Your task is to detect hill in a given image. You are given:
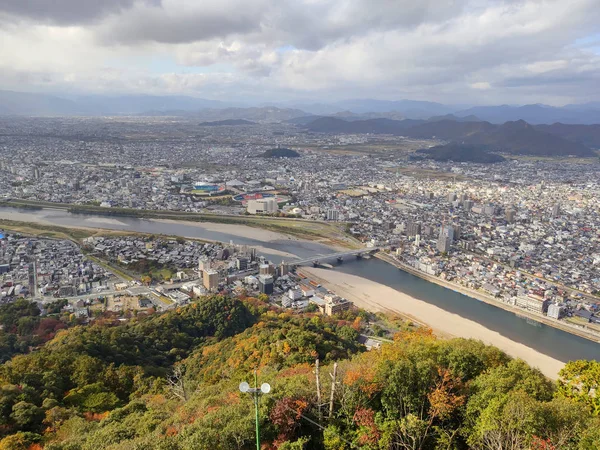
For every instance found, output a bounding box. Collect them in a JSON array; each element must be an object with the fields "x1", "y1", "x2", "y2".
[
  {"x1": 0, "y1": 295, "x2": 598, "y2": 449},
  {"x1": 260, "y1": 147, "x2": 300, "y2": 158},
  {"x1": 198, "y1": 119, "x2": 256, "y2": 126},
  {"x1": 455, "y1": 103, "x2": 600, "y2": 125},
  {"x1": 535, "y1": 123, "x2": 600, "y2": 149},
  {"x1": 415, "y1": 143, "x2": 506, "y2": 163},
  {"x1": 303, "y1": 117, "x2": 425, "y2": 134}
]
